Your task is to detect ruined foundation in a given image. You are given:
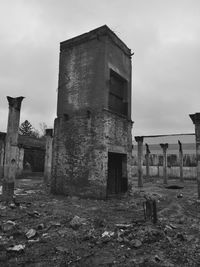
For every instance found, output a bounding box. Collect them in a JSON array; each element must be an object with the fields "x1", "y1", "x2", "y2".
[{"x1": 51, "y1": 25, "x2": 133, "y2": 198}]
